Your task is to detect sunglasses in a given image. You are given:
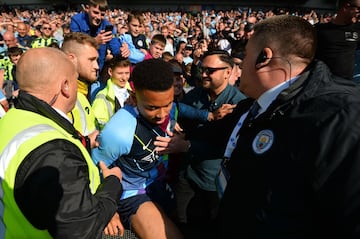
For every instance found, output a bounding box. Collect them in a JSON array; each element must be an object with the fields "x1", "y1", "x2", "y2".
[
  {"x1": 42, "y1": 27, "x2": 52, "y2": 30},
  {"x1": 199, "y1": 66, "x2": 228, "y2": 75}
]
